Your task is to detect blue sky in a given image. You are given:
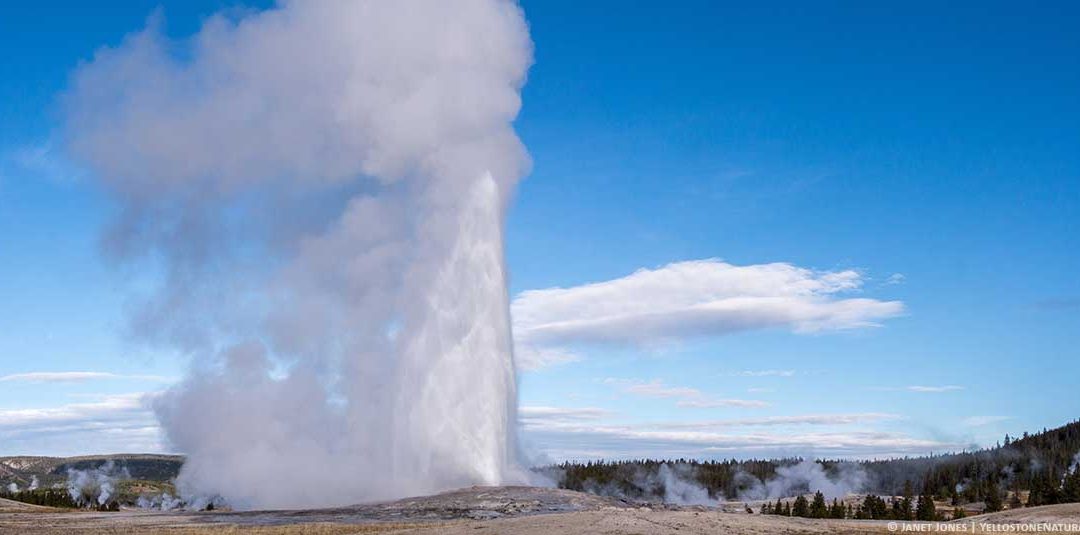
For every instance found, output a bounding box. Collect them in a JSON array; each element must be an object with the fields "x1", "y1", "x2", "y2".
[{"x1": 1, "y1": 1, "x2": 1078, "y2": 460}]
